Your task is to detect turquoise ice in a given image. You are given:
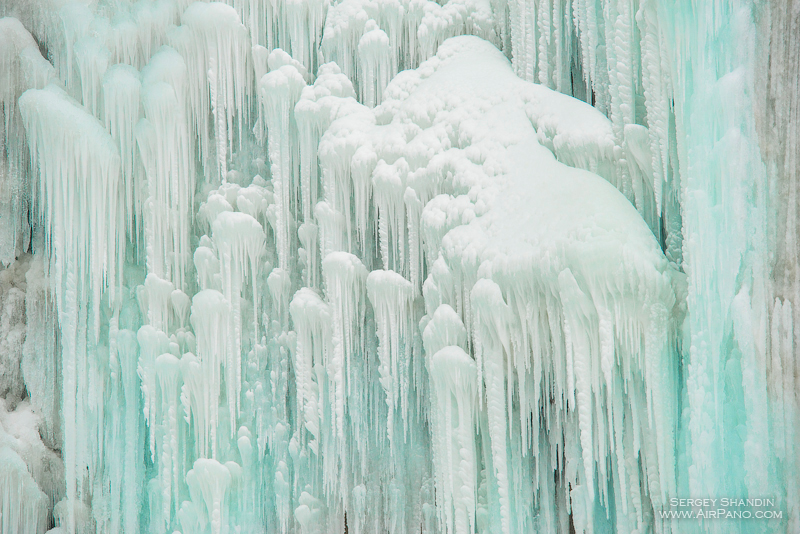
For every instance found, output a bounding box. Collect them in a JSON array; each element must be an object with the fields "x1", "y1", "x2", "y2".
[{"x1": 0, "y1": 1, "x2": 797, "y2": 533}]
